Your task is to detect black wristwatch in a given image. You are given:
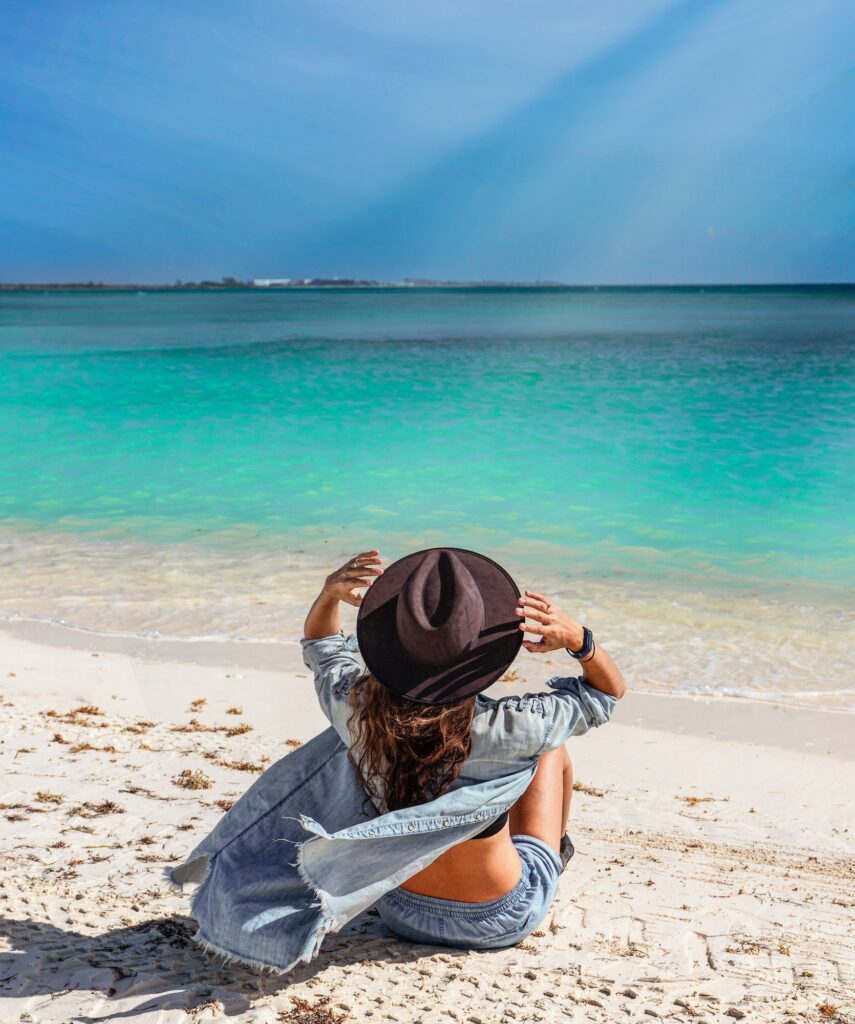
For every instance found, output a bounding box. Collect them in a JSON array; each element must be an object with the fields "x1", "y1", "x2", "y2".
[{"x1": 566, "y1": 626, "x2": 595, "y2": 662}]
